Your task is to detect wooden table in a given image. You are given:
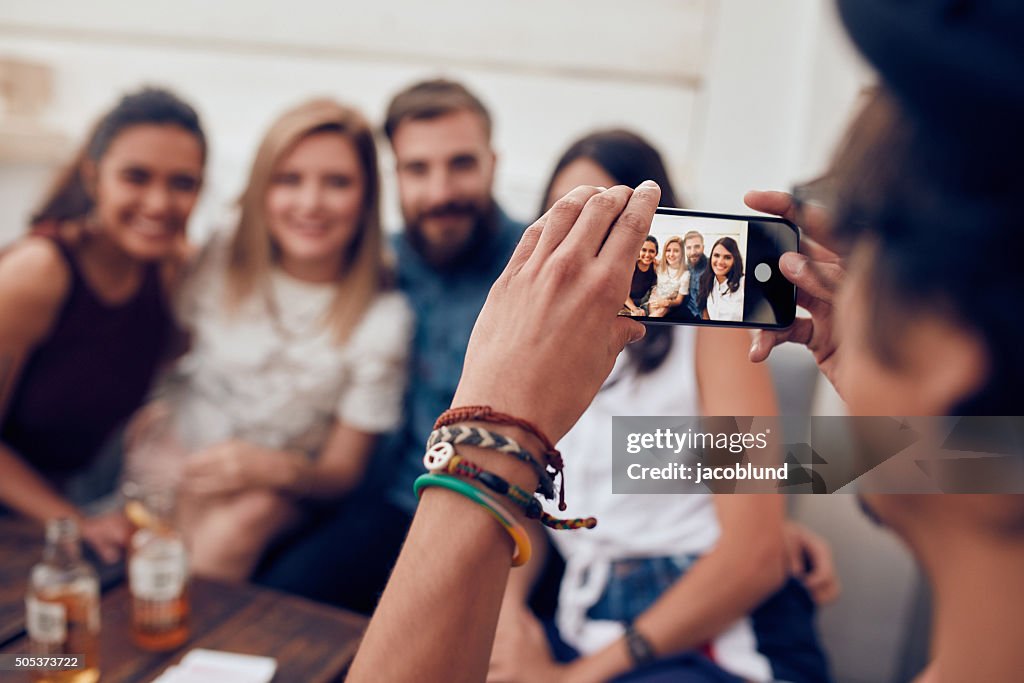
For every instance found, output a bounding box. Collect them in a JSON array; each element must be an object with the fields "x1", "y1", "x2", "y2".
[{"x1": 0, "y1": 518, "x2": 367, "y2": 682}]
